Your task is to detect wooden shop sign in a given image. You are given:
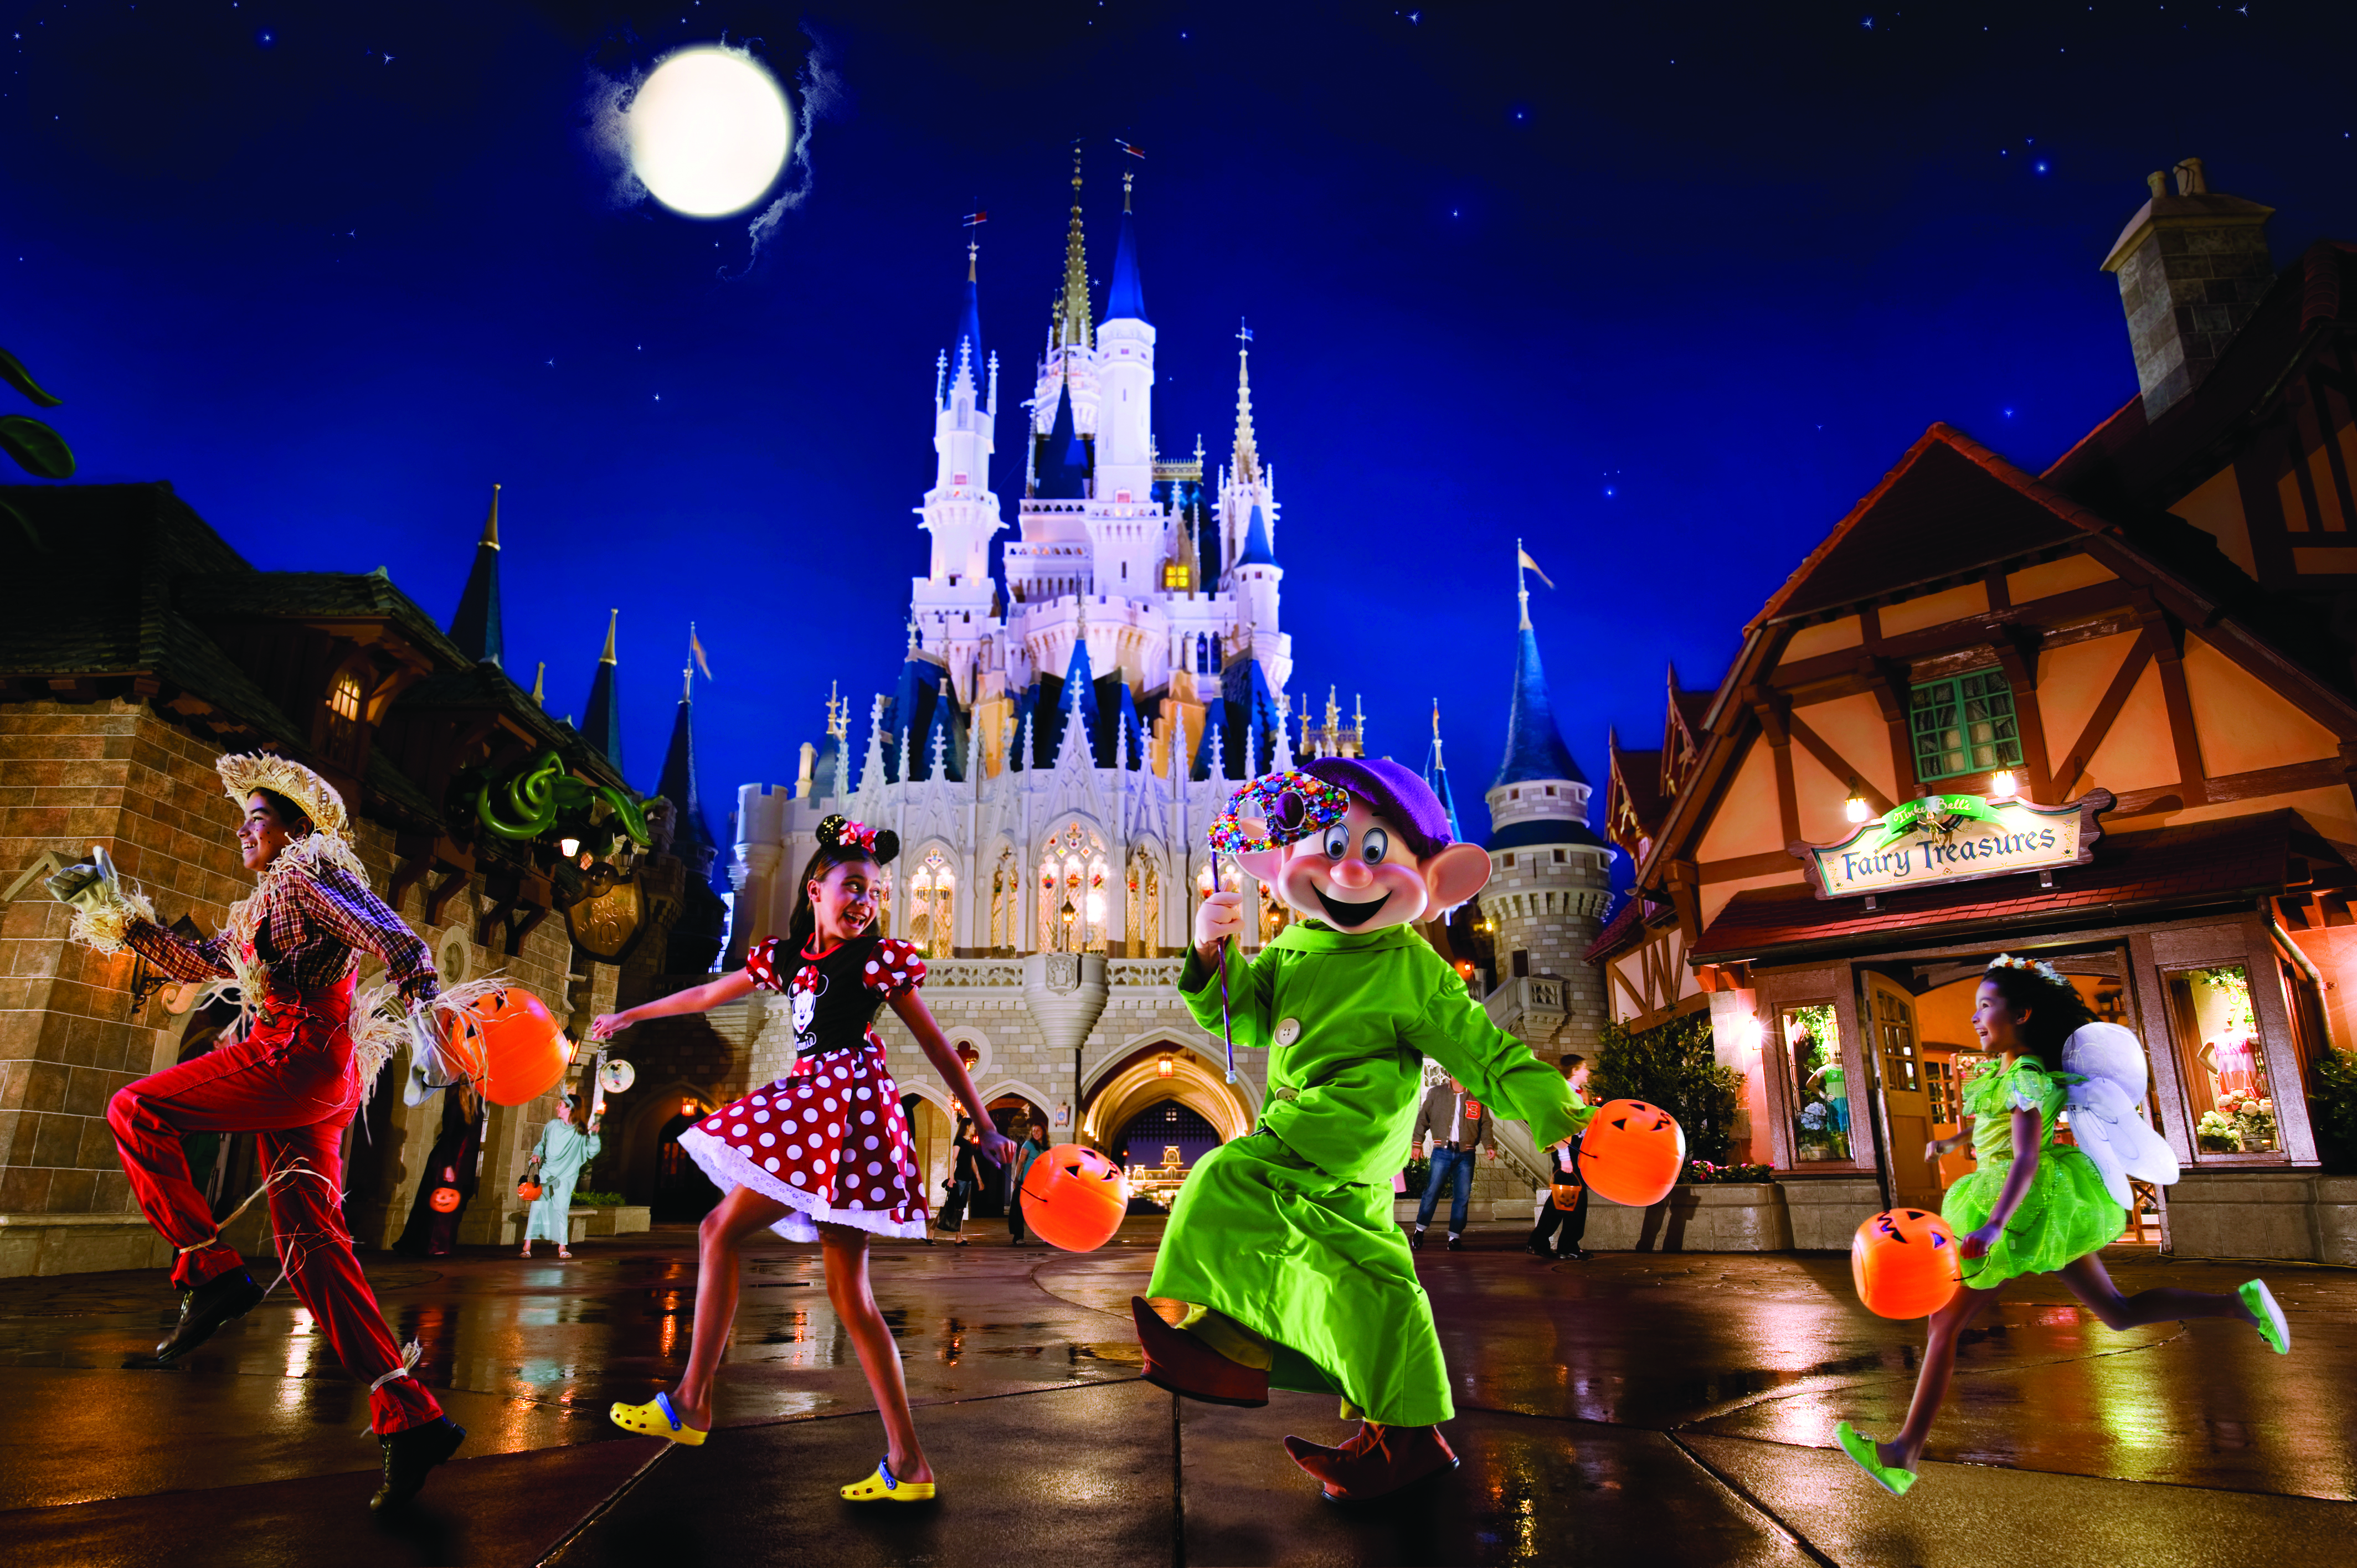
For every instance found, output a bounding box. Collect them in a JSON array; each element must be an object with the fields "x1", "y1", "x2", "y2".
[{"x1": 1790, "y1": 789, "x2": 2114, "y2": 901}]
